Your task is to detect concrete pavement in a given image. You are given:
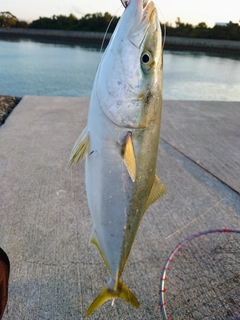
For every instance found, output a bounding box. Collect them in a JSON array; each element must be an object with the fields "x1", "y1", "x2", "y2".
[{"x1": 0, "y1": 96, "x2": 239, "y2": 319}]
